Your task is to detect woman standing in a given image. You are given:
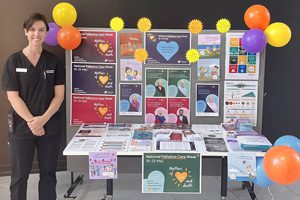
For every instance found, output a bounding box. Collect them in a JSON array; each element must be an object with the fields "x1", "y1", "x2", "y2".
[{"x1": 2, "y1": 13, "x2": 65, "y2": 200}]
